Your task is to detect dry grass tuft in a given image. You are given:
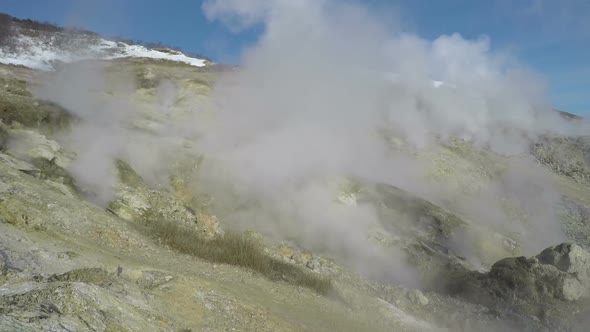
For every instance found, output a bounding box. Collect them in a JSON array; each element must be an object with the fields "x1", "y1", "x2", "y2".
[{"x1": 148, "y1": 218, "x2": 333, "y2": 295}]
